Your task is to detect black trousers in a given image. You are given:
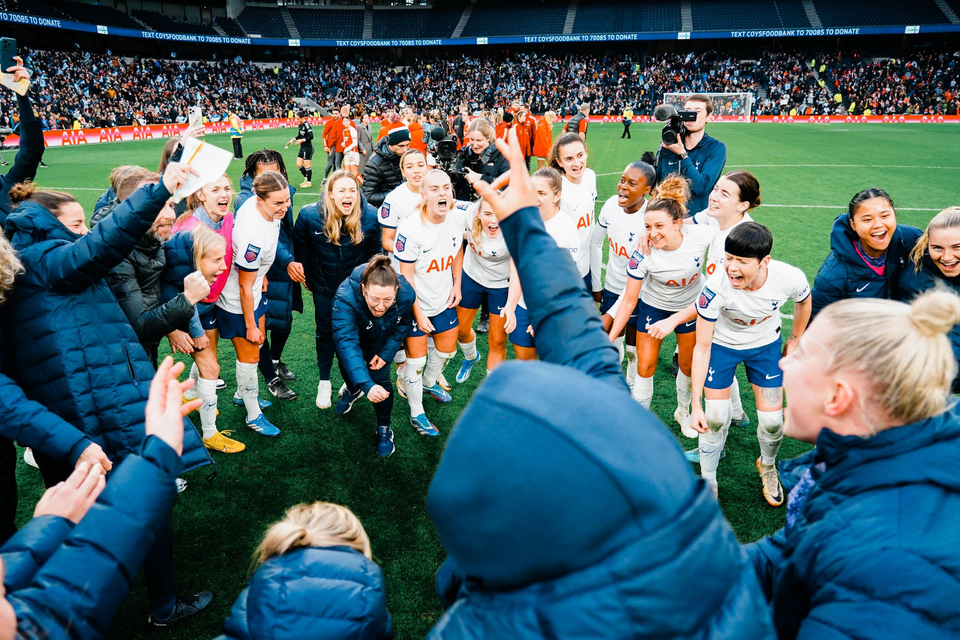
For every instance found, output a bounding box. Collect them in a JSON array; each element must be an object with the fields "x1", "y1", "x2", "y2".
[
  {"x1": 339, "y1": 359, "x2": 394, "y2": 426},
  {"x1": 621, "y1": 122, "x2": 632, "y2": 138},
  {"x1": 232, "y1": 138, "x2": 243, "y2": 159}
]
